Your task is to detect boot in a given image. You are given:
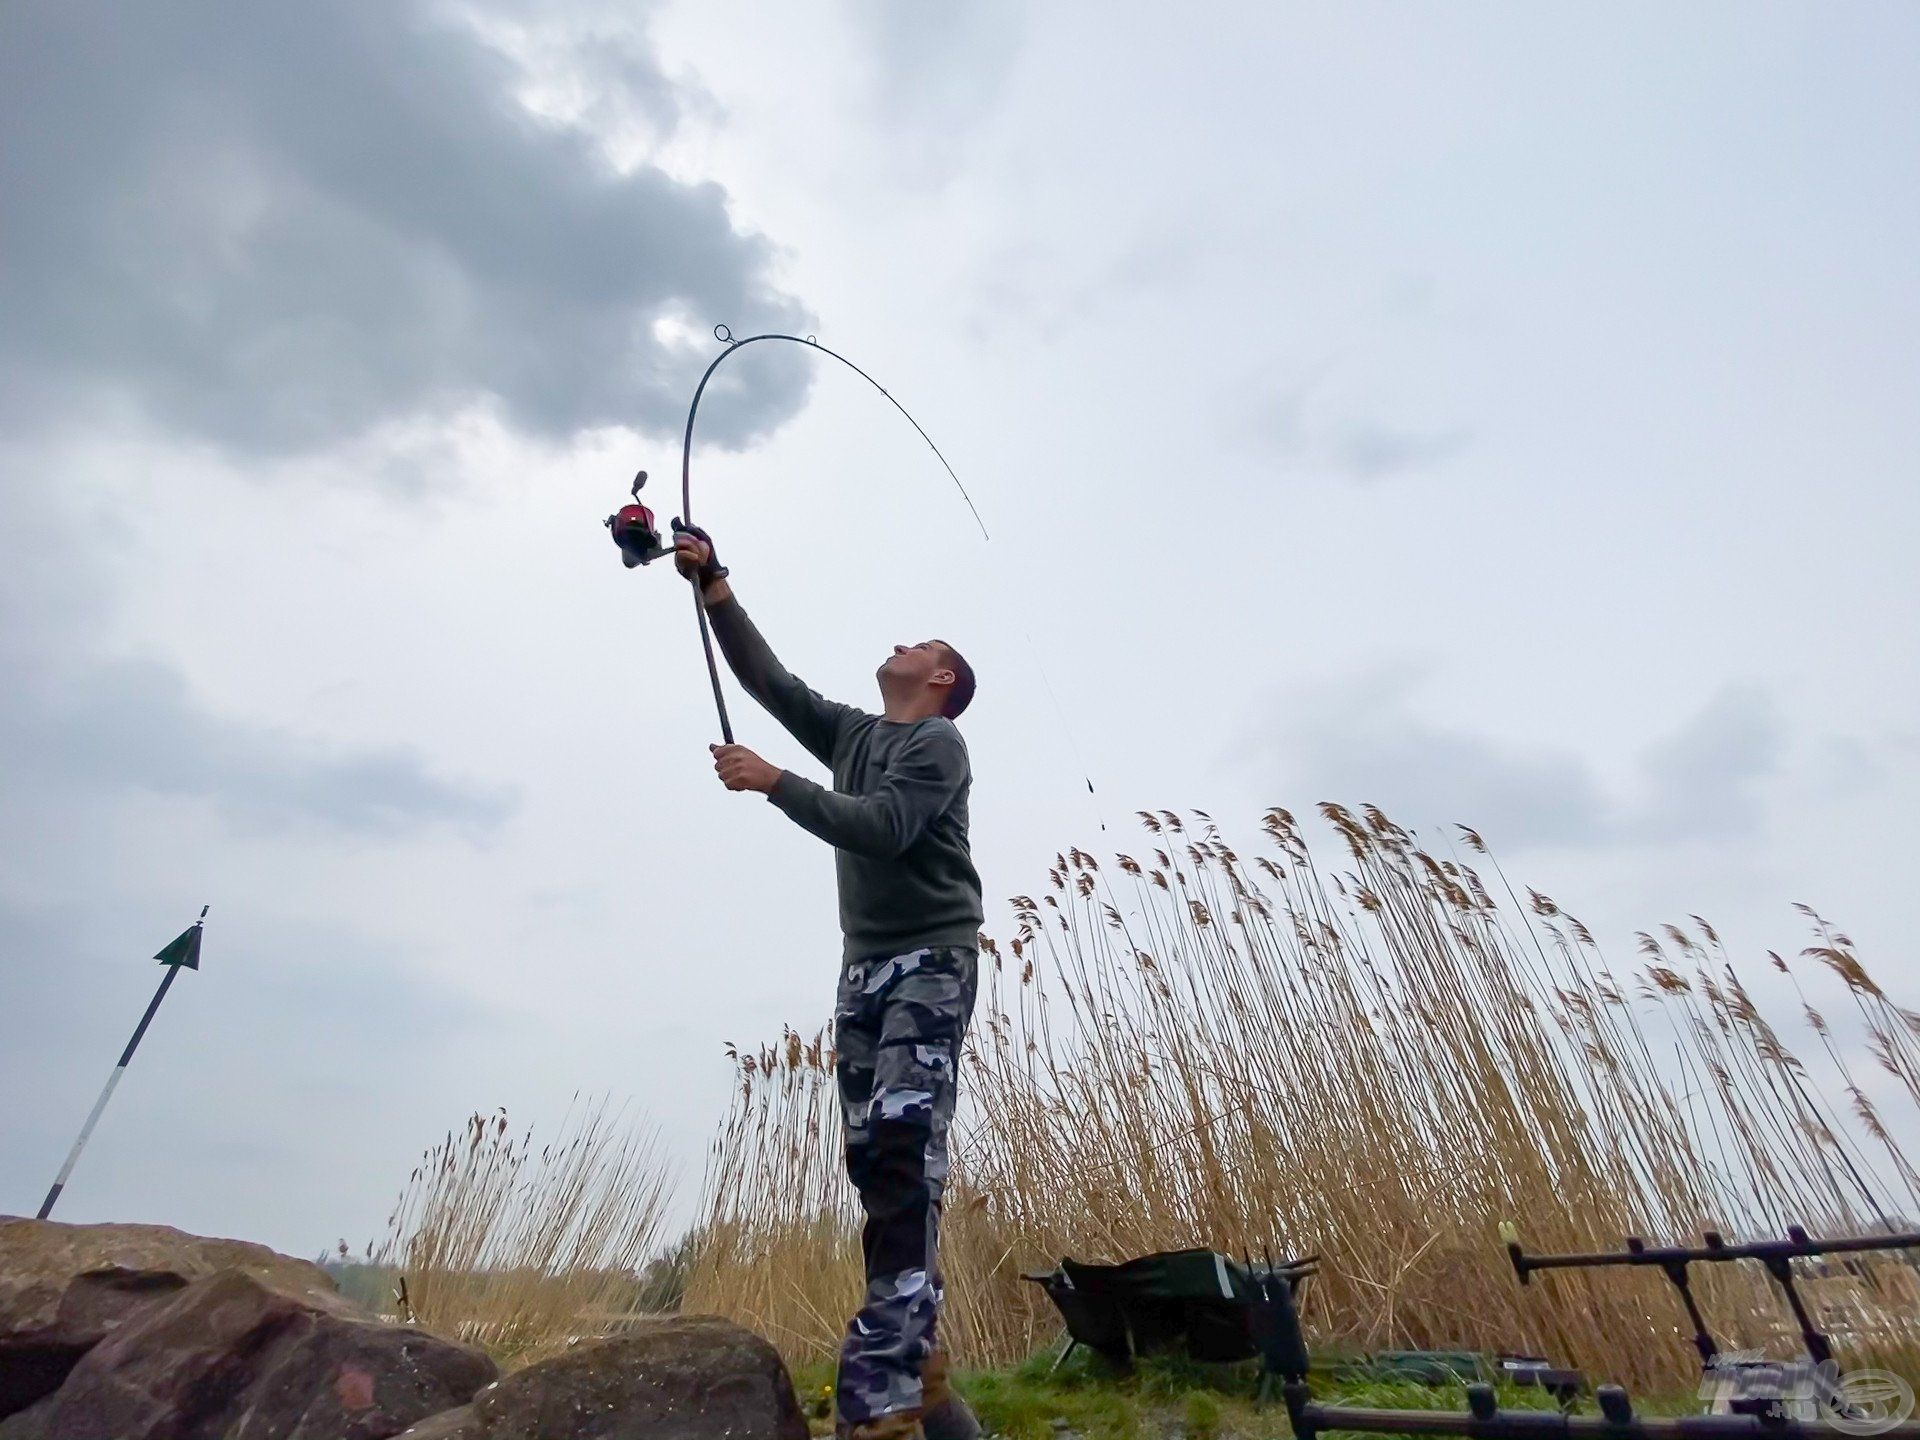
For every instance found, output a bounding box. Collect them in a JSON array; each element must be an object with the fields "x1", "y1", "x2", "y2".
[{"x1": 921, "y1": 1351, "x2": 982, "y2": 1440}]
